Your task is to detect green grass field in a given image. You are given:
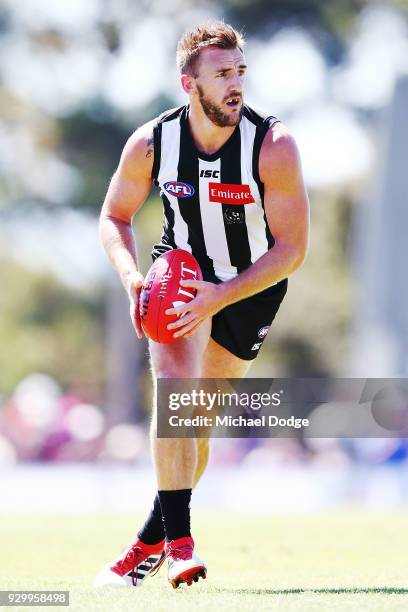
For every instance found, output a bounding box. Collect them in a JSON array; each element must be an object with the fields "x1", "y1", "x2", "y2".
[{"x1": 1, "y1": 510, "x2": 408, "y2": 611}]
